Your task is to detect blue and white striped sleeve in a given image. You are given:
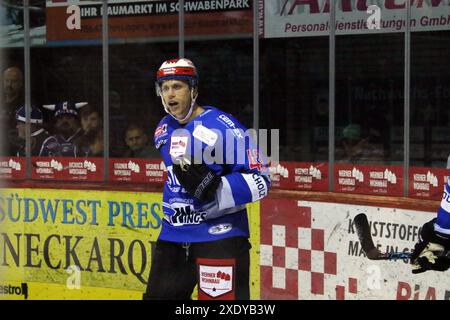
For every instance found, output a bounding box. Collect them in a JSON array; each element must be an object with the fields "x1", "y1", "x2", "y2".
[{"x1": 215, "y1": 172, "x2": 270, "y2": 210}]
